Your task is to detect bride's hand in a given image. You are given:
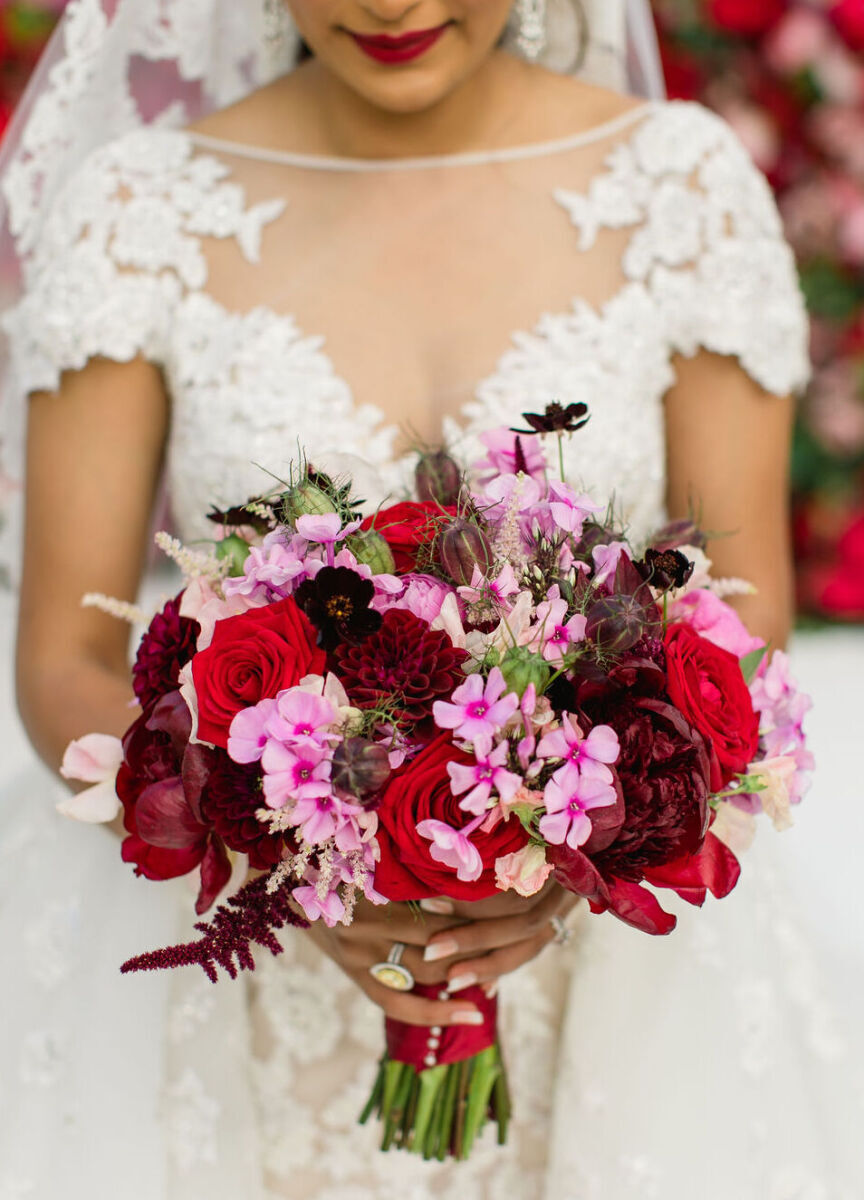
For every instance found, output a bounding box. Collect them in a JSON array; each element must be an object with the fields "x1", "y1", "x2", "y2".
[{"x1": 300, "y1": 882, "x2": 581, "y2": 1026}]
